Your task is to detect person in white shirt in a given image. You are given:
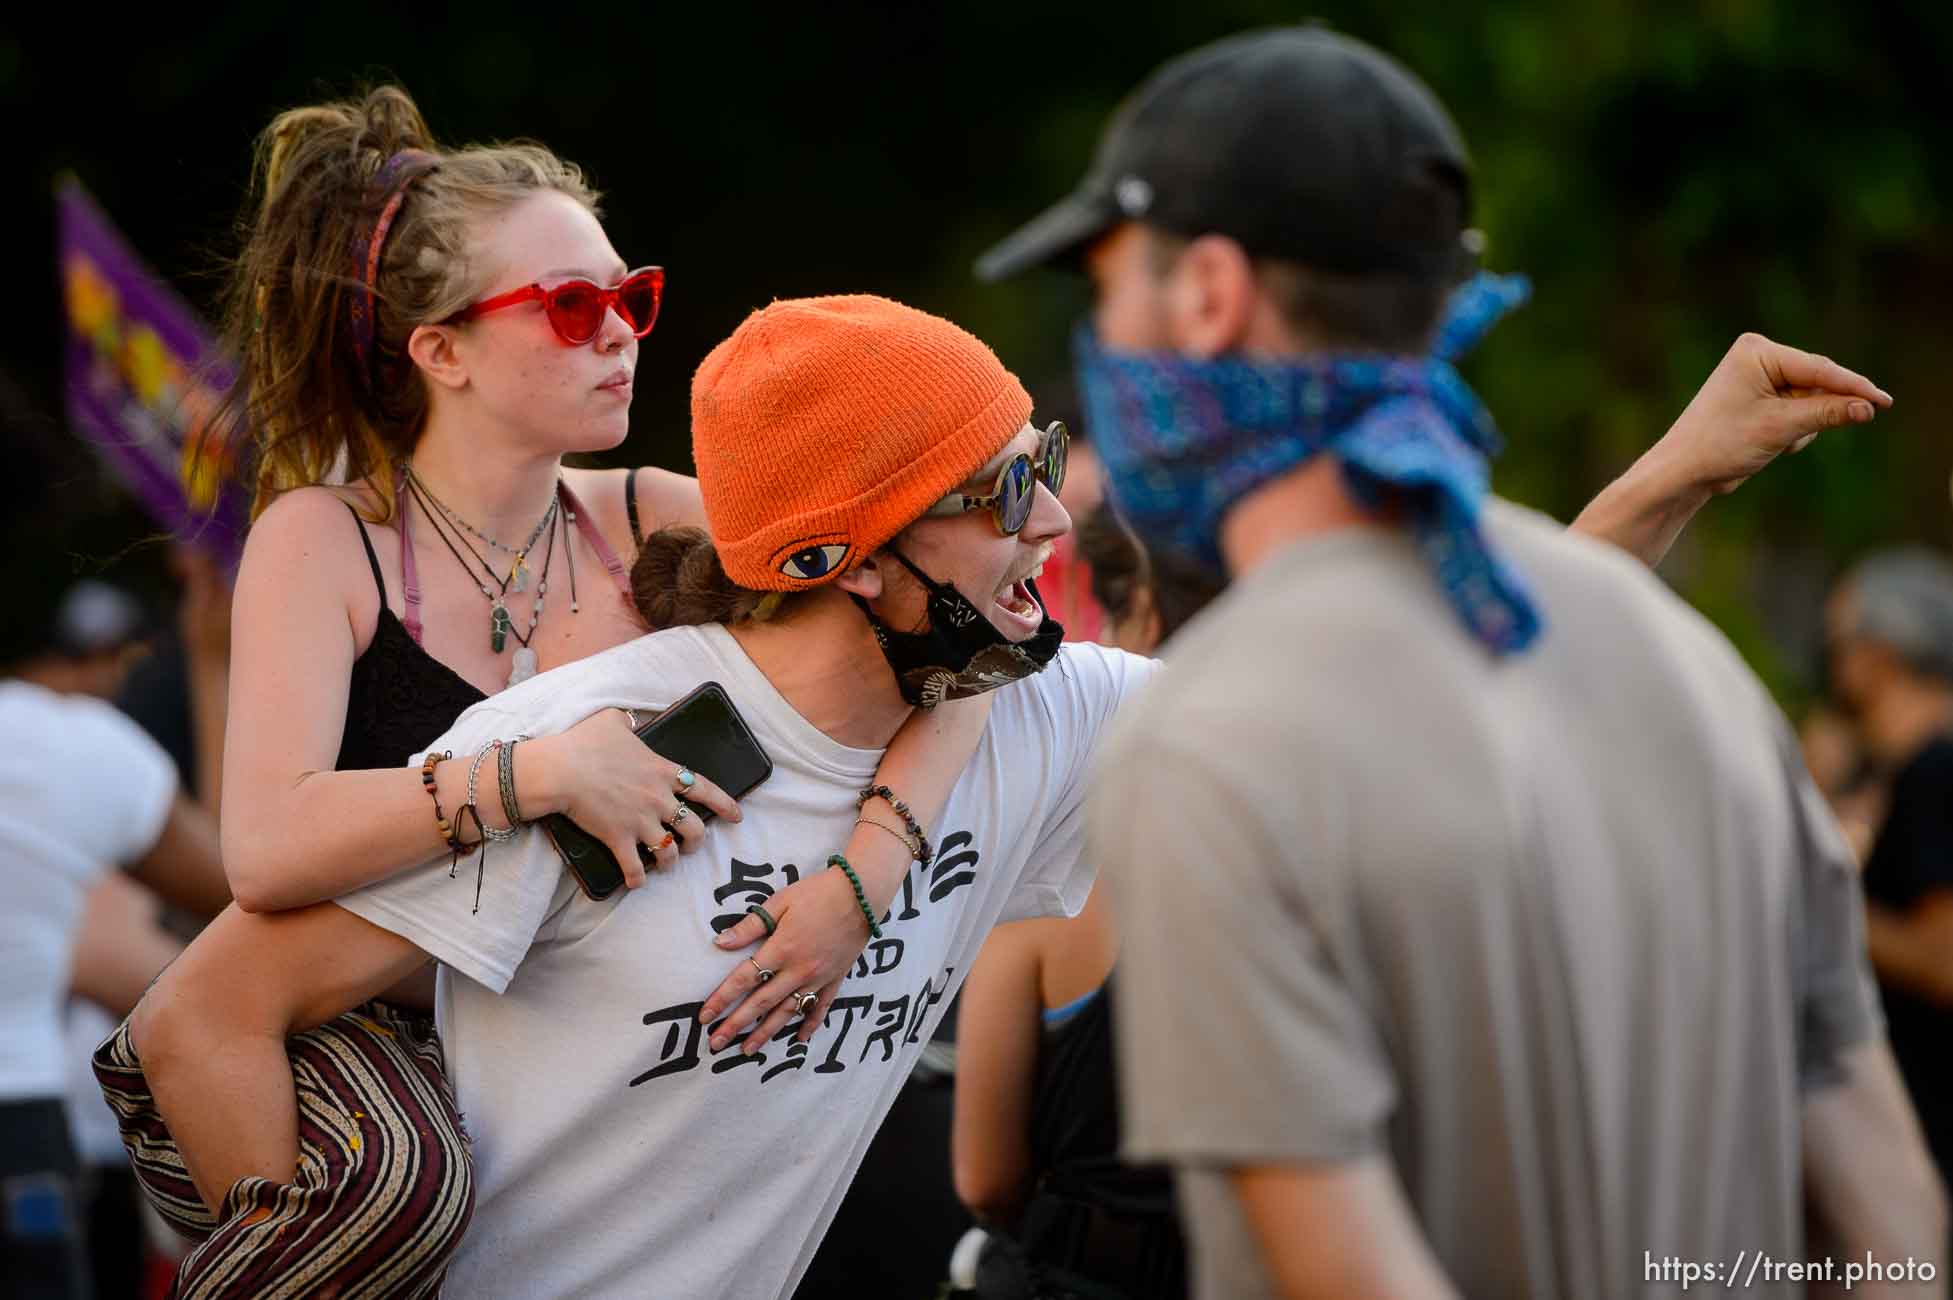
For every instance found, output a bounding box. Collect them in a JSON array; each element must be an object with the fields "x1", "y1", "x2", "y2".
[
  {"x1": 109, "y1": 294, "x2": 1156, "y2": 1299},
  {"x1": 3, "y1": 576, "x2": 227, "y2": 1300}
]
